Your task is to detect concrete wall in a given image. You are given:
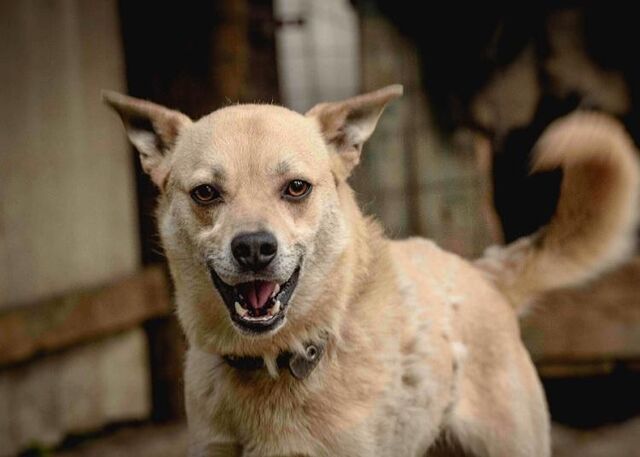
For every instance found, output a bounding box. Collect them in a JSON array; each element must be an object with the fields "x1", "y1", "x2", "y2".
[
  {"x1": 0, "y1": 329, "x2": 150, "y2": 456},
  {"x1": 0, "y1": 0, "x2": 139, "y2": 309},
  {"x1": 0, "y1": 2, "x2": 151, "y2": 453}
]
